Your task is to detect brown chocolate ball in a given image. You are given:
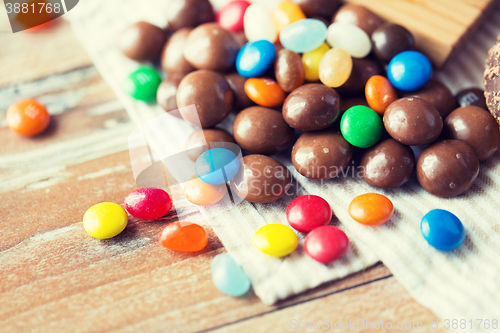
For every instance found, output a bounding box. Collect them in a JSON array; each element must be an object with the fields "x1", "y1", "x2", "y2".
[
  {"x1": 161, "y1": 28, "x2": 195, "y2": 77},
  {"x1": 336, "y1": 58, "x2": 382, "y2": 97},
  {"x1": 177, "y1": 70, "x2": 233, "y2": 128},
  {"x1": 185, "y1": 128, "x2": 236, "y2": 162},
  {"x1": 384, "y1": 97, "x2": 443, "y2": 146},
  {"x1": 118, "y1": 22, "x2": 167, "y2": 61},
  {"x1": 340, "y1": 97, "x2": 369, "y2": 113},
  {"x1": 332, "y1": 4, "x2": 383, "y2": 36},
  {"x1": 455, "y1": 88, "x2": 487, "y2": 110},
  {"x1": 230, "y1": 154, "x2": 292, "y2": 204},
  {"x1": 233, "y1": 106, "x2": 294, "y2": 154},
  {"x1": 292, "y1": 131, "x2": 353, "y2": 180},
  {"x1": 371, "y1": 23, "x2": 414, "y2": 62},
  {"x1": 183, "y1": 23, "x2": 240, "y2": 72},
  {"x1": 225, "y1": 73, "x2": 254, "y2": 110},
  {"x1": 417, "y1": 140, "x2": 479, "y2": 198},
  {"x1": 443, "y1": 106, "x2": 500, "y2": 161},
  {"x1": 283, "y1": 84, "x2": 340, "y2": 131},
  {"x1": 274, "y1": 49, "x2": 305, "y2": 93},
  {"x1": 293, "y1": 0, "x2": 340, "y2": 18},
  {"x1": 166, "y1": 0, "x2": 214, "y2": 31},
  {"x1": 157, "y1": 77, "x2": 182, "y2": 117},
  {"x1": 360, "y1": 138, "x2": 415, "y2": 189},
  {"x1": 403, "y1": 79, "x2": 455, "y2": 118}
]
